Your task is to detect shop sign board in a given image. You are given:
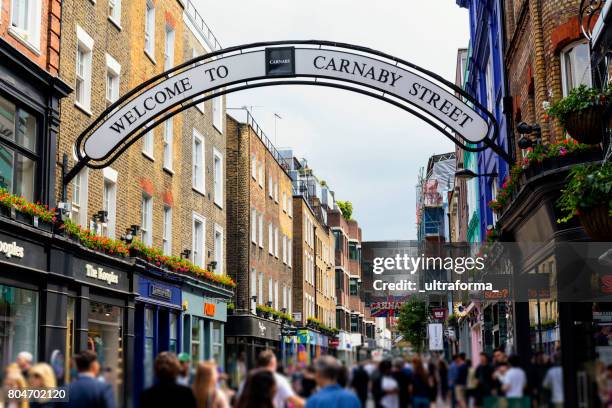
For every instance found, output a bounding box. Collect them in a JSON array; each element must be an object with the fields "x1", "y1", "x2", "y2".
[
  {"x1": 428, "y1": 323, "x2": 444, "y2": 350},
  {"x1": 0, "y1": 232, "x2": 45, "y2": 271},
  {"x1": 73, "y1": 257, "x2": 130, "y2": 292}
]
